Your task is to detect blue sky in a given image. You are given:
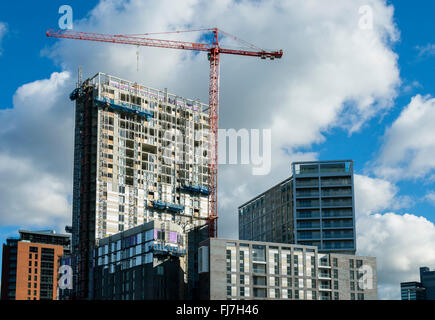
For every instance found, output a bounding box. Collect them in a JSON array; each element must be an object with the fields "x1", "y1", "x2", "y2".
[{"x1": 0, "y1": 1, "x2": 434, "y2": 299}]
